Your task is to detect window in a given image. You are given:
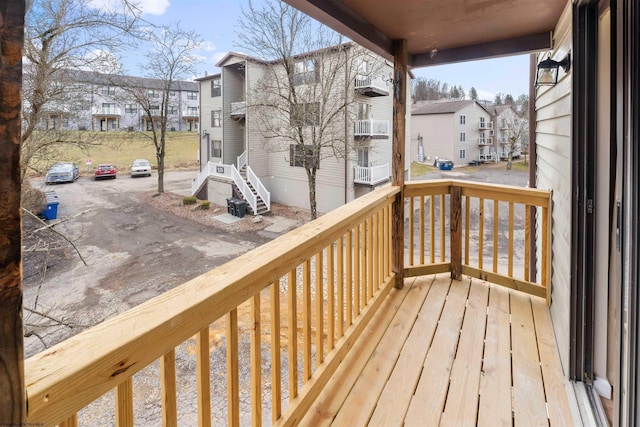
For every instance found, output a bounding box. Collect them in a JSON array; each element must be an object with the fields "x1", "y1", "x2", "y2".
[
  {"x1": 293, "y1": 59, "x2": 317, "y2": 85},
  {"x1": 150, "y1": 104, "x2": 160, "y2": 111},
  {"x1": 148, "y1": 89, "x2": 160, "y2": 98},
  {"x1": 101, "y1": 103, "x2": 117, "y2": 113},
  {"x1": 357, "y1": 59, "x2": 370, "y2": 74},
  {"x1": 460, "y1": 115, "x2": 466, "y2": 125},
  {"x1": 211, "y1": 140, "x2": 222, "y2": 158},
  {"x1": 357, "y1": 147, "x2": 369, "y2": 167},
  {"x1": 479, "y1": 117, "x2": 486, "y2": 127},
  {"x1": 290, "y1": 102, "x2": 319, "y2": 127},
  {"x1": 168, "y1": 105, "x2": 178, "y2": 114},
  {"x1": 101, "y1": 86, "x2": 116, "y2": 95},
  {"x1": 211, "y1": 78, "x2": 221, "y2": 97},
  {"x1": 357, "y1": 102, "x2": 371, "y2": 120},
  {"x1": 169, "y1": 90, "x2": 176, "y2": 97},
  {"x1": 211, "y1": 110, "x2": 221, "y2": 127},
  {"x1": 187, "y1": 106, "x2": 198, "y2": 116},
  {"x1": 290, "y1": 144, "x2": 318, "y2": 168},
  {"x1": 459, "y1": 132, "x2": 466, "y2": 142},
  {"x1": 125, "y1": 104, "x2": 137, "y2": 113},
  {"x1": 187, "y1": 92, "x2": 197, "y2": 100},
  {"x1": 459, "y1": 149, "x2": 466, "y2": 159}
]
